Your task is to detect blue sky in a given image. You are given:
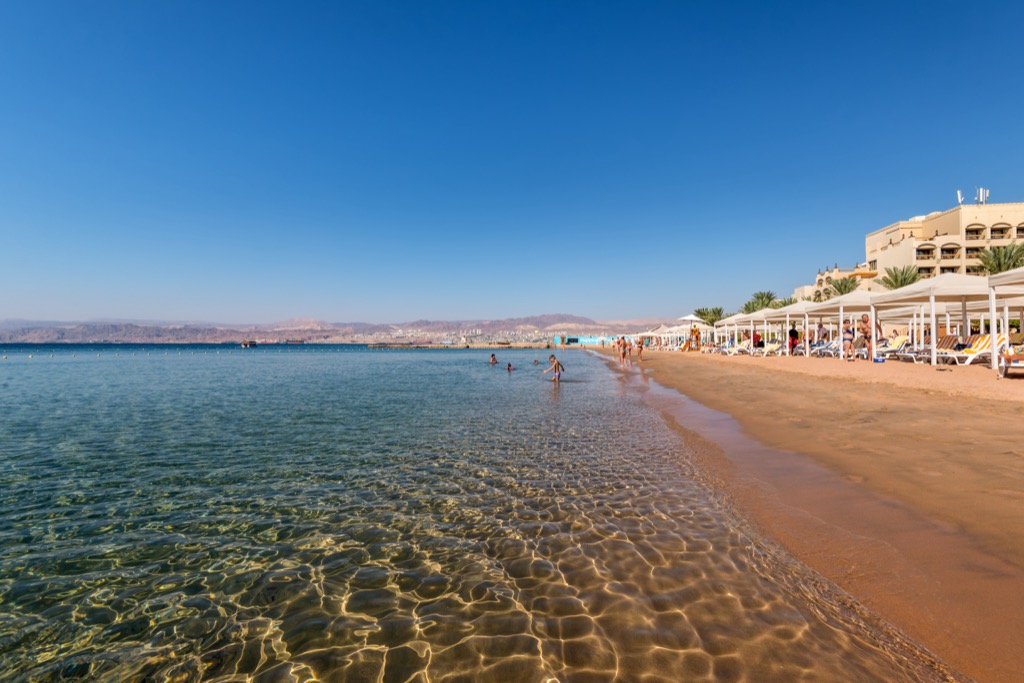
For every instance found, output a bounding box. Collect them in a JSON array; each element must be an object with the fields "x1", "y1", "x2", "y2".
[{"x1": 2, "y1": 1, "x2": 1022, "y2": 324}]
